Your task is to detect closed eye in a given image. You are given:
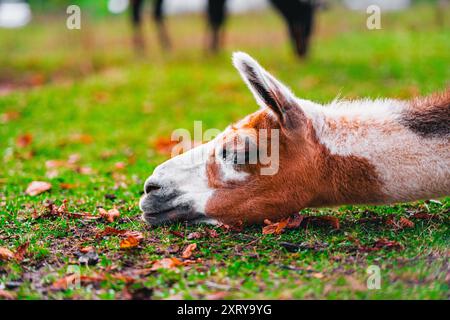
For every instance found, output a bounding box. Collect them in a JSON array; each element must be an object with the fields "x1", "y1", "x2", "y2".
[{"x1": 221, "y1": 148, "x2": 227, "y2": 160}]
